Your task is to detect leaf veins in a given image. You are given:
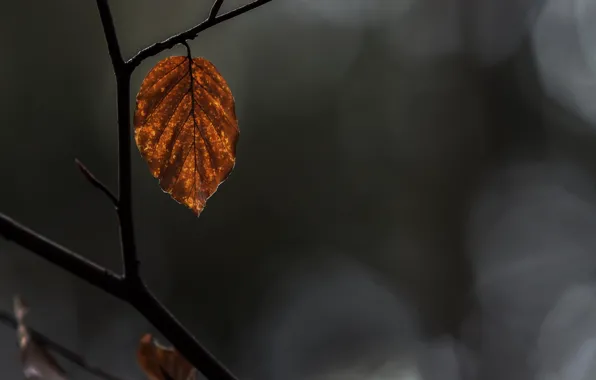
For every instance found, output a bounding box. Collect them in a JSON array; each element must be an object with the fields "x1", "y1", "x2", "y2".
[{"x1": 134, "y1": 56, "x2": 239, "y2": 216}]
